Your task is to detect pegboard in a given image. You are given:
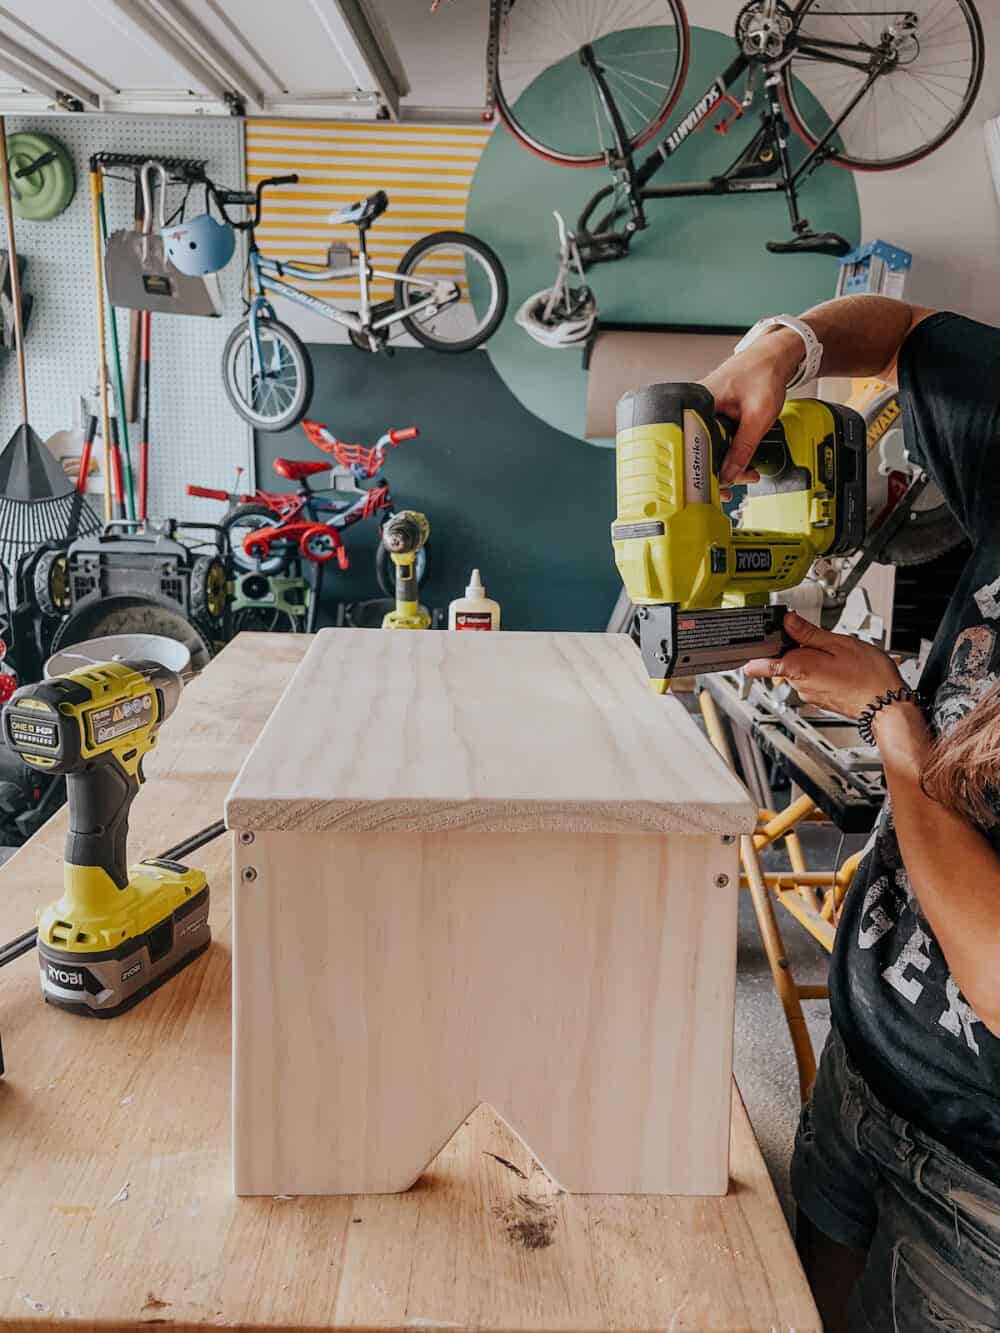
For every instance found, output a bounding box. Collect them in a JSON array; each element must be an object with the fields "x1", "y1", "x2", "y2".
[{"x1": 0, "y1": 115, "x2": 251, "y2": 525}]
